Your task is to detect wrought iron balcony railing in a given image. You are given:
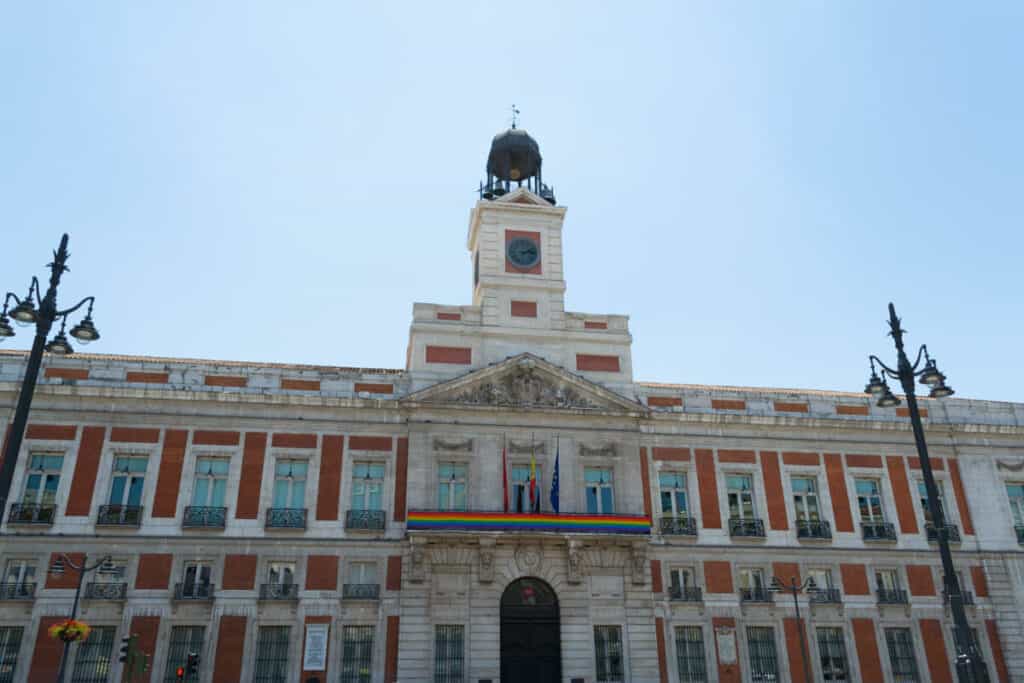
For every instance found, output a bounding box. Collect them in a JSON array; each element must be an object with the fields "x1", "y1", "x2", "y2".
[
  {"x1": 740, "y1": 587, "x2": 774, "y2": 603},
  {"x1": 925, "y1": 523, "x2": 961, "y2": 544},
  {"x1": 173, "y1": 582, "x2": 214, "y2": 601},
  {"x1": 861, "y1": 521, "x2": 897, "y2": 541},
  {"x1": 84, "y1": 582, "x2": 127, "y2": 600},
  {"x1": 729, "y1": 517, "x2": 765, "y2": 538},
  {"x1": 876, "y1": 588, "x2": 909, "y2": 605},
  {"x1": 182, "y1": 506, "x2": 227, "y2": 529},
  {"x1": 259, "y1": 583, "x2": 299, "y2": 601},
  {"x1": 809, "y1": 588, "x2": 843, "y2": 605},
  {"x1": 96, "y1": 504, "x2": 143, "y2": 527},
  {"x1": 345, "y1": 509, "x2": 386, "y2": 531},
  {"x1": 265, "y1": 507, "x2": 307, "y2": 530},
  {"x1": 342, "y1": 583, "x2": 381, "y2": 600},
  {"x1": 668, "y1": 585, "x2": 703, "y2": 602},
  {"x1": 943, "y1": 590, "x2": 975, "y2": 606},
  {"x1": 1016, "y1": 525, "x2": 1024, "y2": 544},
  {"x1": 8, "y1": 503, "x2": 56, "y2": 525},
  {"x1": 796, "y1": 519, "x2": 832, "y2": 540},
  {"x1": 659, "y1": 516, "x2": 698, "y2": 536},
  {"x1": 0, "y1": 582, "x2": 36, "y2": 600}
]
